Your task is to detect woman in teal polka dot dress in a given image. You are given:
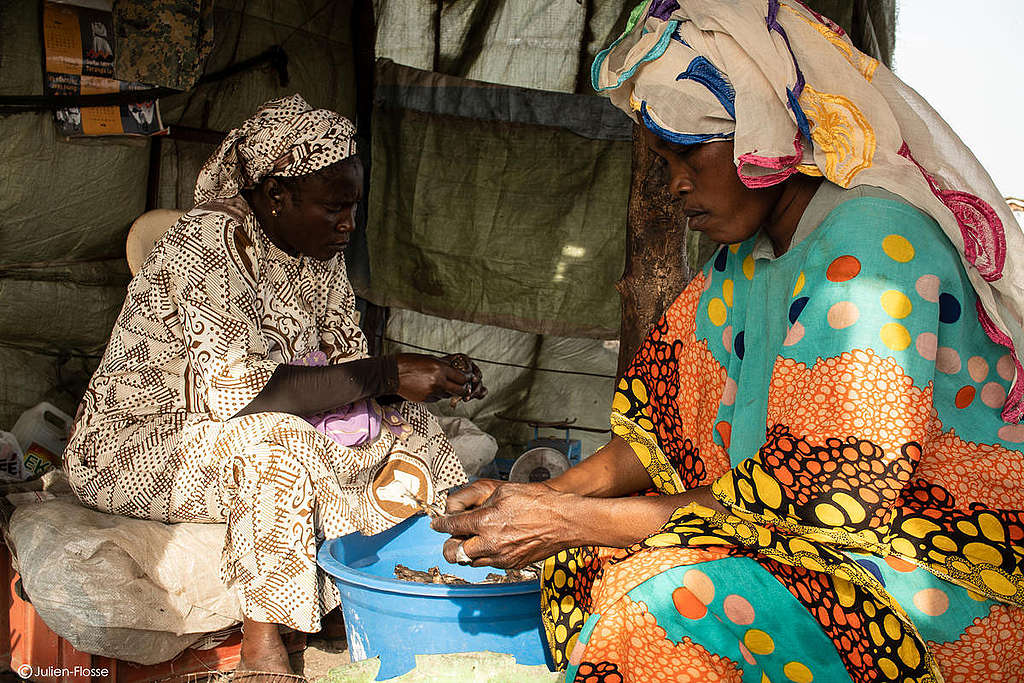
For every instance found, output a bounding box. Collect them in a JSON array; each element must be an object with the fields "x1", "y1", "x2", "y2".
[{"x1": 433, "y1": 2, "x2": 1024, "y2": 681}]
